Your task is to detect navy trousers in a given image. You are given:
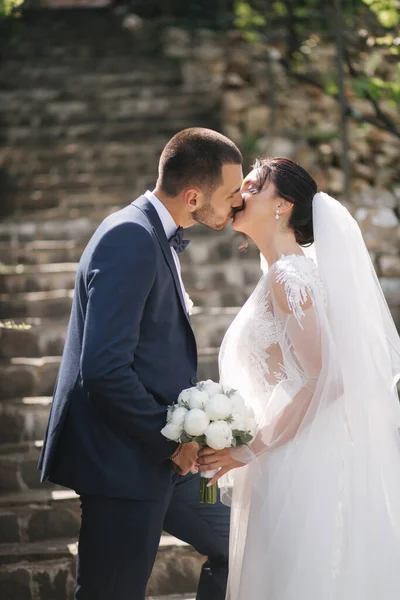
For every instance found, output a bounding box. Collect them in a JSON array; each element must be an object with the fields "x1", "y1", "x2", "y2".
[{"x1": 75, "y1": 472, "x2": 230, "y2": 600}]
